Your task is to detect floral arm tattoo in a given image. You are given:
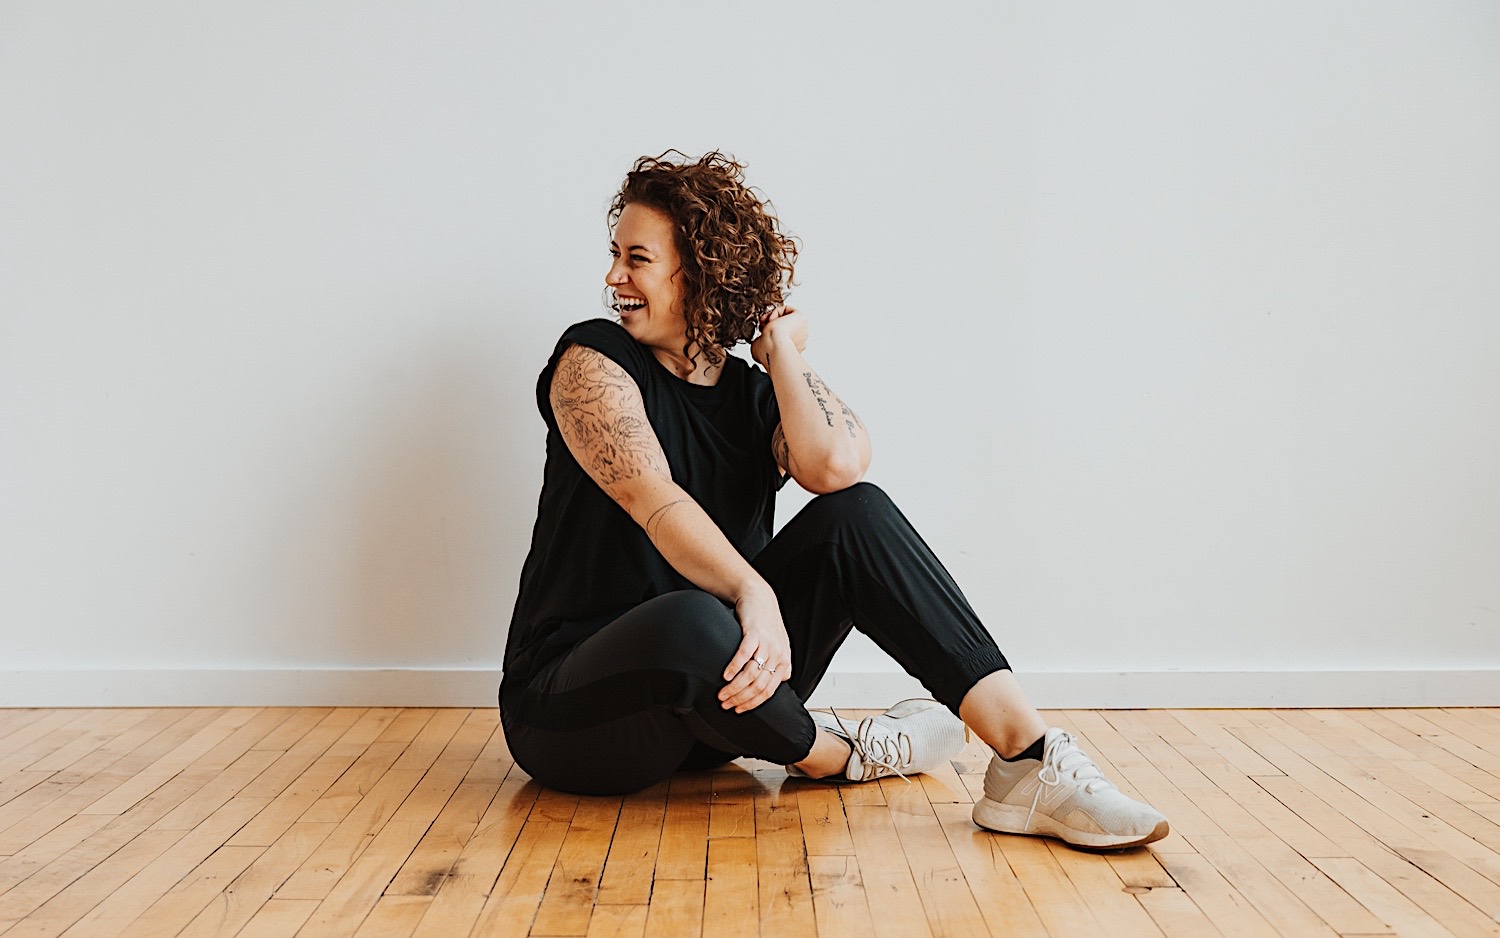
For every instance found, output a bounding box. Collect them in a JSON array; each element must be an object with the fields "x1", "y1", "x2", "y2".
[
  {"x1": 550, "y1": 344, "x2": 673, "y2": 496},
  {"x1": 771, "y1": 421, "x2": 793, "y2": 476}
]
